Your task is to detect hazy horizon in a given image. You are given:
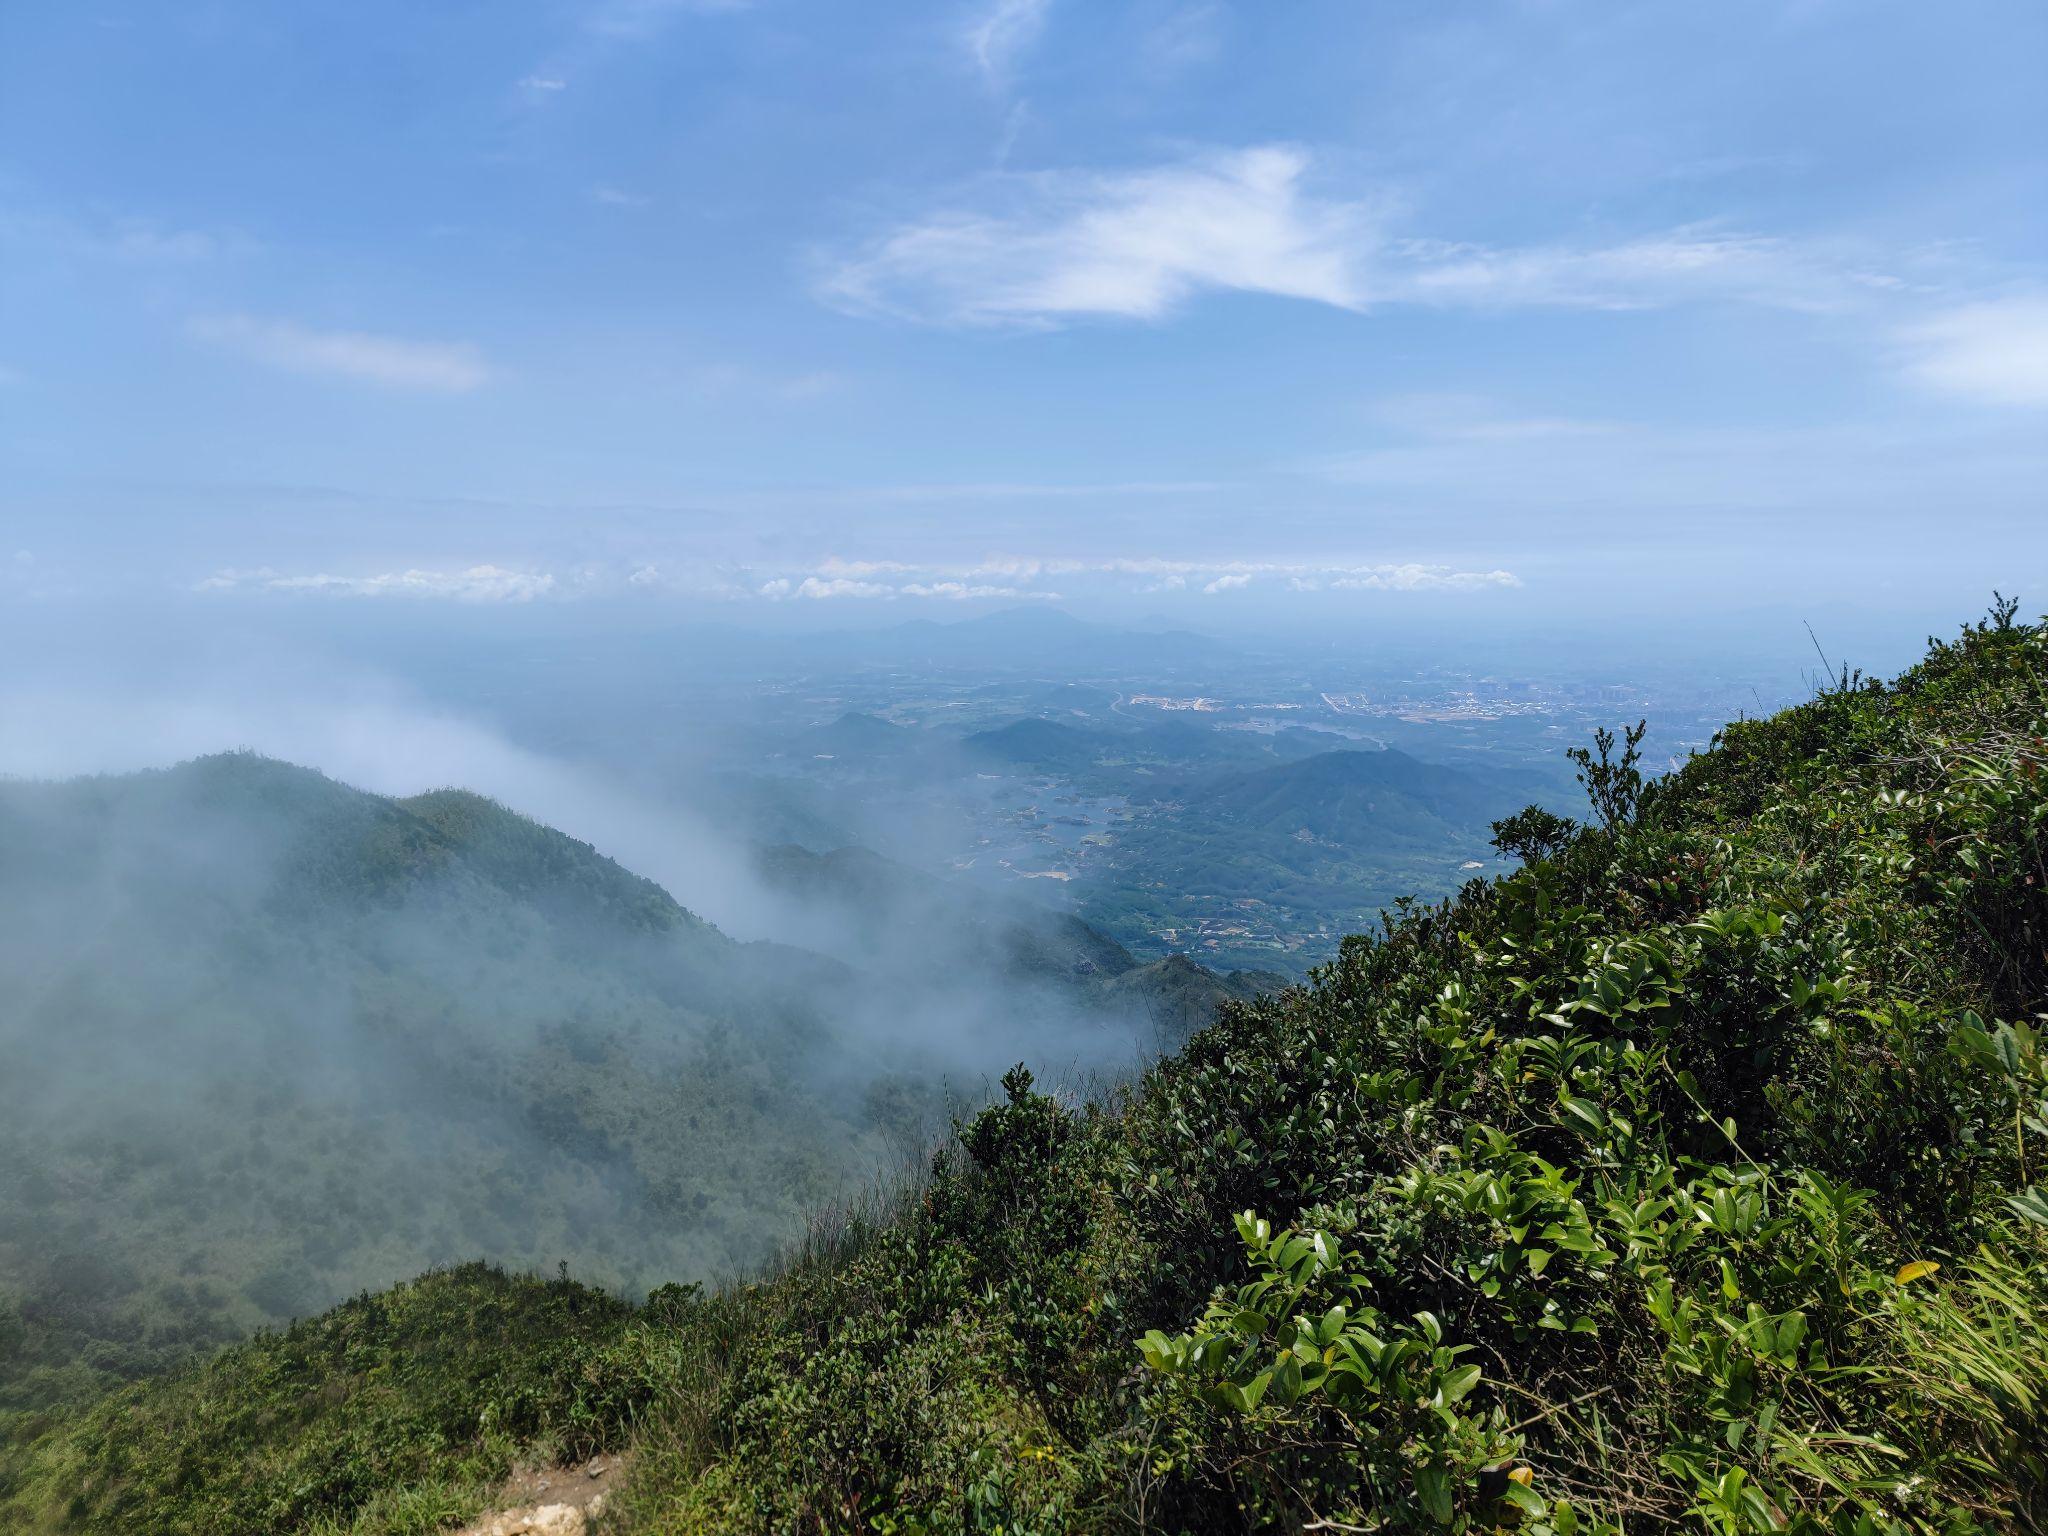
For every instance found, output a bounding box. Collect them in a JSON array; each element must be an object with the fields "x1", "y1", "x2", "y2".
[{"x1": 3, "y1": 0, "x2": 2042, "y2": 646}]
